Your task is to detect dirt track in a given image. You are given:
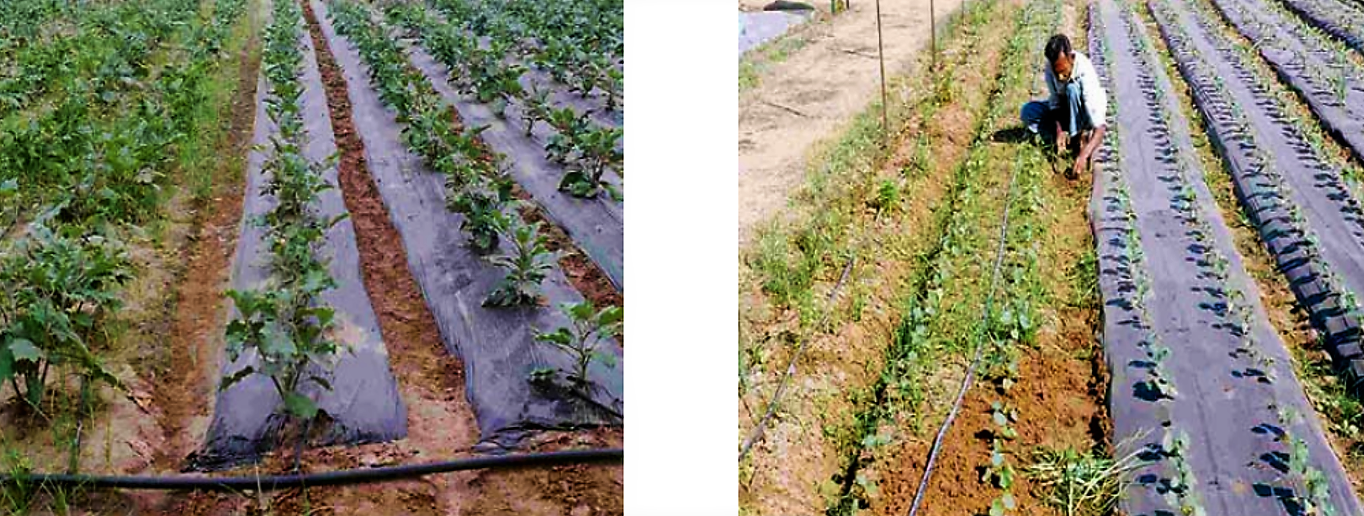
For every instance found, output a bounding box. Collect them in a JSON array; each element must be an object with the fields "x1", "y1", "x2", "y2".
[{"x1": 737, "y1": 0, "x2": 965, "y2": 245}]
